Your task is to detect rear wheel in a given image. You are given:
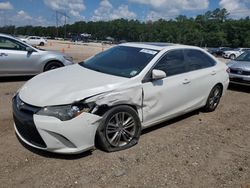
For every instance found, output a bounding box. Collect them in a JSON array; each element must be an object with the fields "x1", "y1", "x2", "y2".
[
  {"x1": 40, "y1": 42, "x2": 45, "y2": 46},
  {"x1": 44, "y1": 61, "x2": 63, "y2": 72},
  {"x1": 203, "y1": 85, "x2": 222, "y2": 112},
  {"x1": 96, "y1": 105, "x2": 141, "y2": 152}
]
